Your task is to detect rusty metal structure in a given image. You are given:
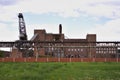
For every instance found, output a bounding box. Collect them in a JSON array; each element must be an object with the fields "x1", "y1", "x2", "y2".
[
  {"x1": 0, "y1": 13, "x2": 120, "y2": 59},
  {"x1": 0, "y1": 41, "x2": 120, "y2": 58},
  {"x1": 18, "y1": 13, "x2": 27, "y2": 40}
]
